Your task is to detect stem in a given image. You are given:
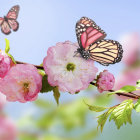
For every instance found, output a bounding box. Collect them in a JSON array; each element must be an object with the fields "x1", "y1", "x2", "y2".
[
  {"x1": 16, "y1": 61, "x2": 44, "y2": 70},
  {"x1": 90, "y1": 82, "x2": 140, "y2": 99},
  {"x1": 110, "y1": 103, "x2": 120, "y2": 109}
]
